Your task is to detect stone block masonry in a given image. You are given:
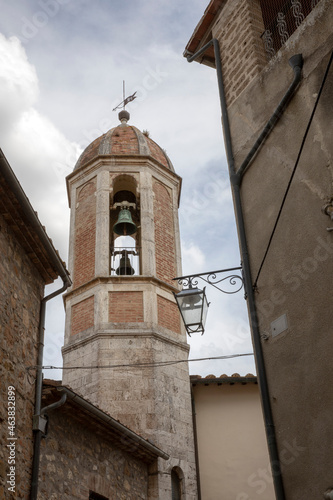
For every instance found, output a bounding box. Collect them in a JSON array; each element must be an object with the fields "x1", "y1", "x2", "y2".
[
  {"x1": 62, "y1": 121, "x2": 197, "y2": 498},
  {"x1": 0, "y1": 213, "x2": 44, "y2": 500},
  {"x1": 38, "y1": 404, "x2": 150, "y2": 500}
]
